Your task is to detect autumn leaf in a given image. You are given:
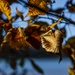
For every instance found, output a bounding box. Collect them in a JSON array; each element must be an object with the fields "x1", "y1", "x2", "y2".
[
  {"x1": 41, "y1": 30, "x2": 63, "y2": 61},
  {"x1": 0, "y1": 0, "x2": 11, "y2": 20},
  {"x1": 62, "y1": 37, "x2": 75, "y2": 68},
  {"x1": 46, "y1": 18, "x2": 62, "y2": 31},
  {"x1": 27, "y1": 6, "x2": 45, "y2": 16},
  {"x1": 24, "y1": 22, "x2": 50, "y2": 49},
  {"x1": 41, "y1": 30, "x2": 63, "y2": 53},
  {"x1": 0, "y1": 20, "x2": 5, "y2": 26},
  {"x1": 68, "y1": 65, "x2": 75, "y2": 75},
  {"x1": 24, "y1": 22, "x2": 48, "y2": 36},
  {"x1": 27, "y1": 0, "x2": 49, "y2": 16},
  {"x1": 24, "y1": 23, "x2": 42, "y2": 49},
  {"x1": 16, "y1": 8, "x2": 24, "y2": 21},
  {"x1": 24, "y1": 22, "x2": 49, "y2": 49},
  {"x1": 38, "y1": 0, "x2": 49, "y2": 11},
  {"x1": 26, "y1": 36, "x2": 41, "y2": 49},
  {"x1": 34, "y1": 21, "x2": 49, "y2": 32},
  {"x1": 1, "y1": 27, "x2": 32, "y2": 50},
  {"x1": 0, "y1": 20, "x2": 12, "y2": 32}
]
